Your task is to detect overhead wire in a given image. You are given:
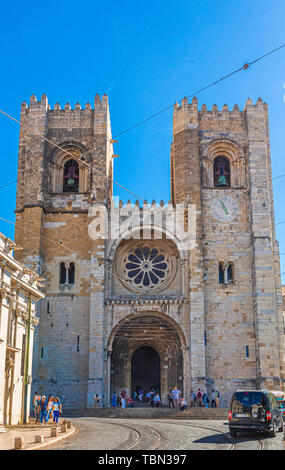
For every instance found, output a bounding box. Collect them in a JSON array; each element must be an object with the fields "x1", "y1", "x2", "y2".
[
  {"x1": 0, "y1": 41, "x2": 285, "y2": 199},
  {"x1": 0, "y1": 42, "x2": 284, "y2": 282}
]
